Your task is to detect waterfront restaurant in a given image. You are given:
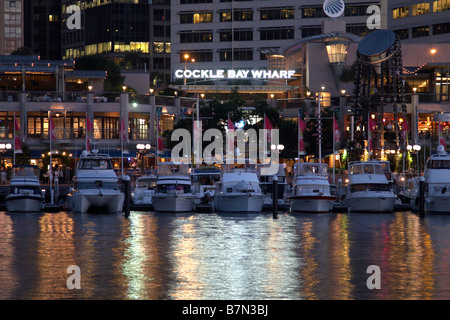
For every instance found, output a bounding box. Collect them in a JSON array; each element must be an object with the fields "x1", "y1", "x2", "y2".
[{"x1": 0, "y1": 55, "x2": 185, "y2": 176}]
